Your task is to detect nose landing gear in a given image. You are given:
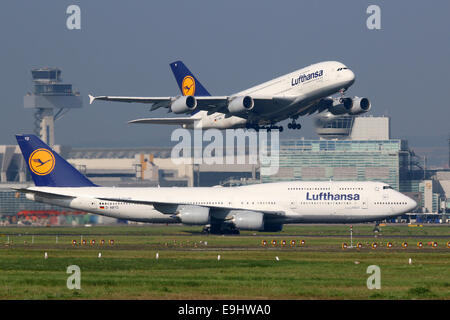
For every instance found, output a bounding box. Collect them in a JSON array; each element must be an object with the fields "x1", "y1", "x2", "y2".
[{"x1": 373, "y1": 221, "x2": 381, "y2": 233}]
